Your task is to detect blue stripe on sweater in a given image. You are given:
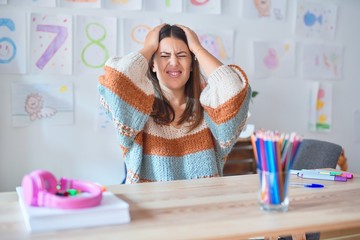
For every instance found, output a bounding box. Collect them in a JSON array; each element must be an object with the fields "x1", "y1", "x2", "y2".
[
  {"x1": 99, "y1": 85, "x2": 151, "y2": 148},
  {"x1": 136, "y1": 149, "x2": 219, "y2": 181},
  {"x1": 205, "y1": 87, "x2": 251, "y2": 150}
]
